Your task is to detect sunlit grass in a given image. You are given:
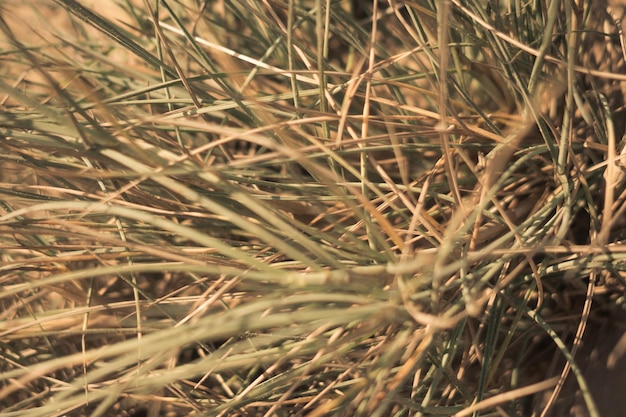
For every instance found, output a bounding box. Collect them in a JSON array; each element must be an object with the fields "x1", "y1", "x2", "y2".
[{"x1": 1, "y1": 1, "x2": 625, "y2": 416}]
